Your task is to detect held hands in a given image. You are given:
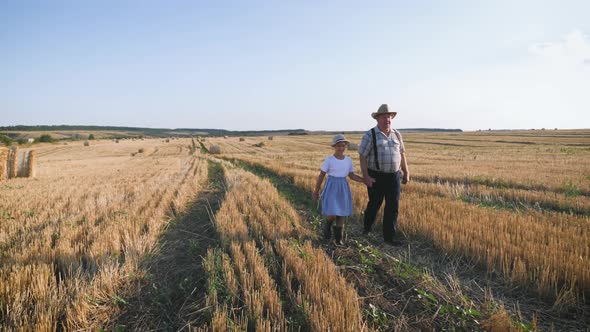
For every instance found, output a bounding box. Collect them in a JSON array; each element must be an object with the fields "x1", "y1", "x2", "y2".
[{"x1": 363, "y1": 176, "x2": 376, "y2": 188}]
